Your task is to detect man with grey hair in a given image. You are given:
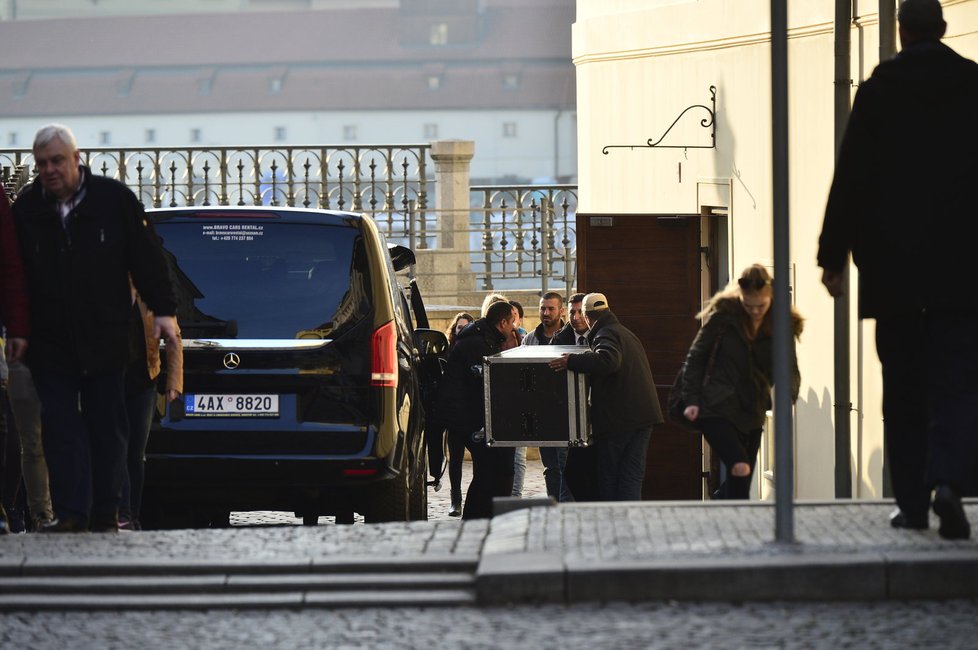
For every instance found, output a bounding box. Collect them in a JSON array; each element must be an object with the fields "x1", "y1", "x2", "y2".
[
  {"x1": 549, "y1": 292, "x2": 662, "y2": 501},
  {"x1": 819, "y1": 0, "x2": 978, "y2": 538},
  {"x1": 12, "y1": 124, "x2": 179, "y2": 532}
]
